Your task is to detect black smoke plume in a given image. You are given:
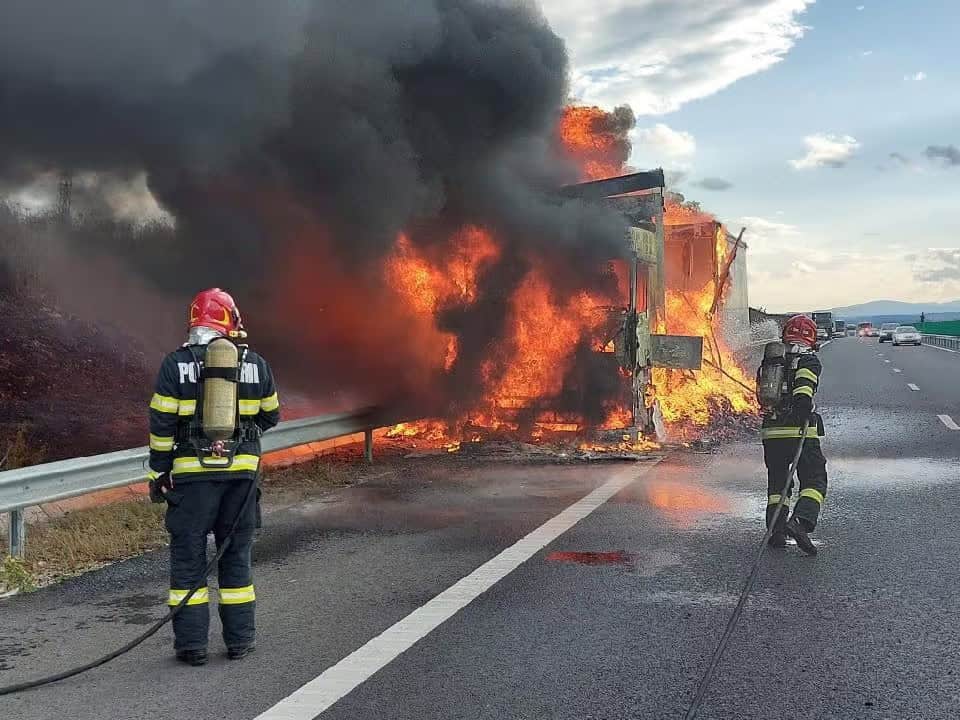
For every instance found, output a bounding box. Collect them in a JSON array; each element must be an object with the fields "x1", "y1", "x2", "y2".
[{"x1": 0, "y1": 0, "x2": 631, "y2": 419}]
